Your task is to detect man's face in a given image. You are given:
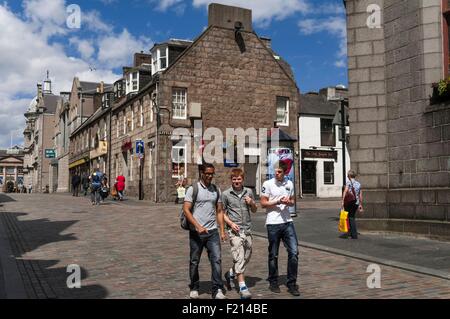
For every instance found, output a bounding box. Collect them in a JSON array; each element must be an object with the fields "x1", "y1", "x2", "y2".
[
  {"x1": 202, "y1": 167, "x2": 215, "y2": 184},
  {"x1": 231, "y1": 176, "x2": 243, "y2": 190},
  {"x1": 275, "y1": 168, "x2": 285, "y2": 181}
]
